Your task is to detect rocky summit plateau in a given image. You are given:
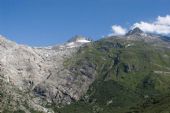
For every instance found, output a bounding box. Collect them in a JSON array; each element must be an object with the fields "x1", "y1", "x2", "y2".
[{"x1": 1, "y1": 28, "x2": 170, "y2": 113}]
